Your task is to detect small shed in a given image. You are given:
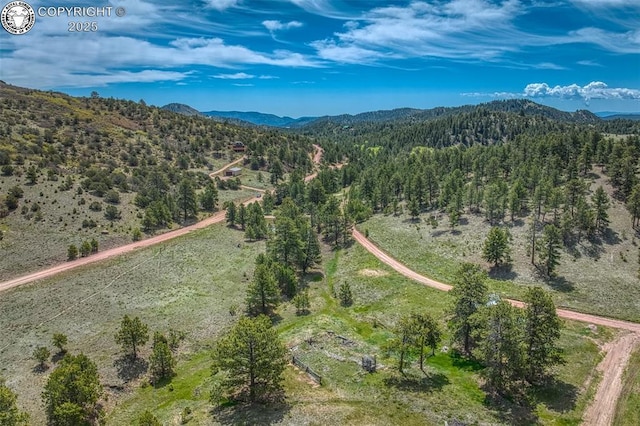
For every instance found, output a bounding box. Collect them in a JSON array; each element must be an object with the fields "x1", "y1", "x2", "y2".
[{"x1": 225, "y1": 167, "x2": 242, "y2": 177}]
